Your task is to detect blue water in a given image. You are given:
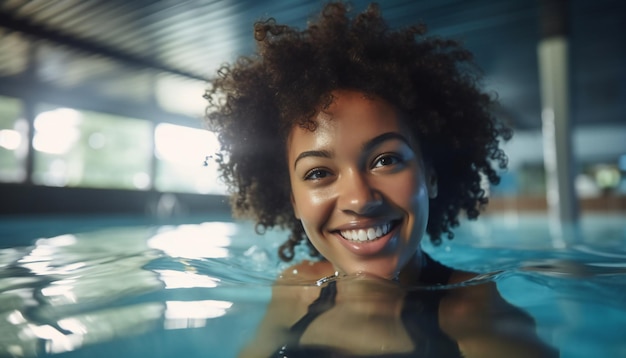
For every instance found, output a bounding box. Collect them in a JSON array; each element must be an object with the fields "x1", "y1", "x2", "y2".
[{"x1": 0, "y1": 213, "x2": 625, "y2": 357}]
